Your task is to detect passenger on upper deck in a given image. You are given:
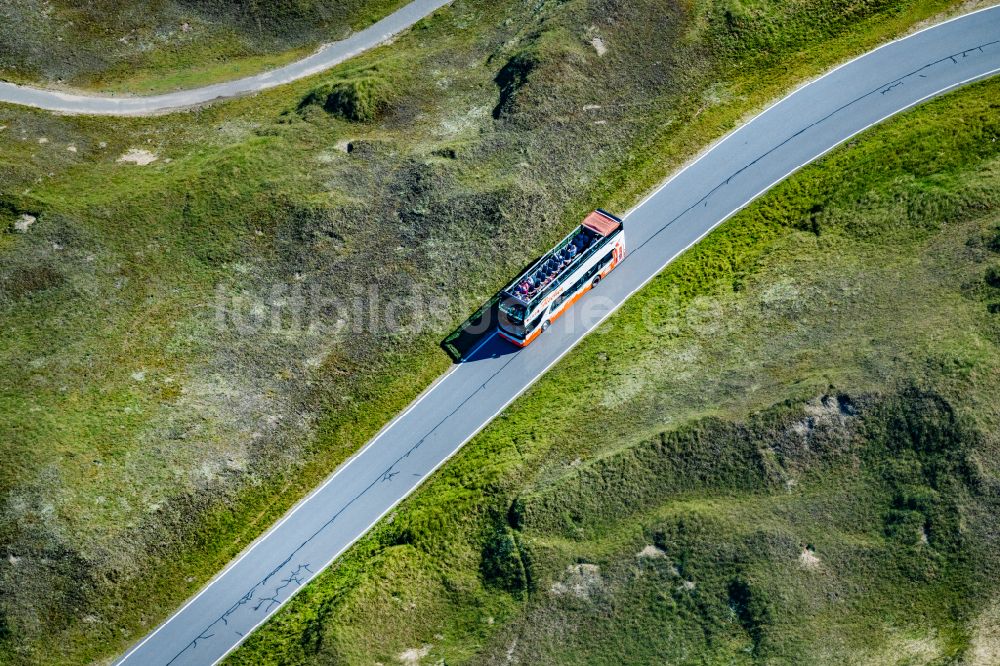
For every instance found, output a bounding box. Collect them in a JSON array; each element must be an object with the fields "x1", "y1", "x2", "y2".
[{"x1": 514, "y1": 227, "x2": 604, "y2": 301}]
